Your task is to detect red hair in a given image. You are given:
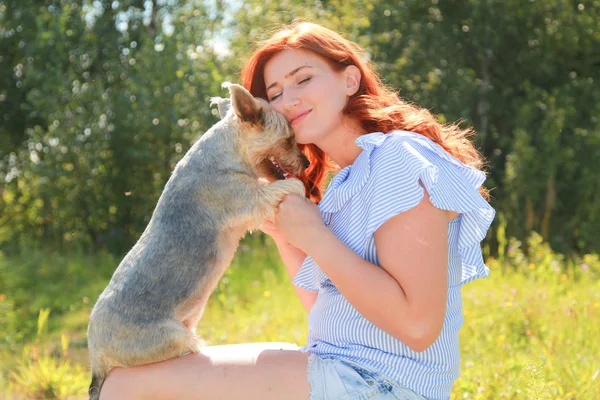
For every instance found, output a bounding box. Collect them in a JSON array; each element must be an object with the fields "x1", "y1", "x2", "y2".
[{"x1": 241, "y1": 22, "x2": 489, "y2": 202}]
